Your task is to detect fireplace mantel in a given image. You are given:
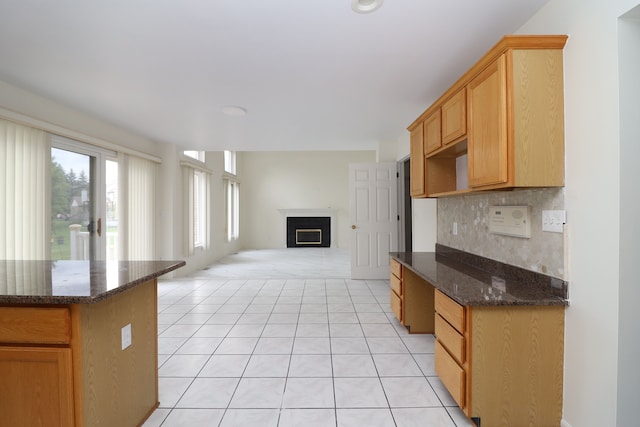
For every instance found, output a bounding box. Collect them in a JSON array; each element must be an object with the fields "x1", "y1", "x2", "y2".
[{"x1": 278, "y1": 209, "x2": 338, "y2": 248}]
